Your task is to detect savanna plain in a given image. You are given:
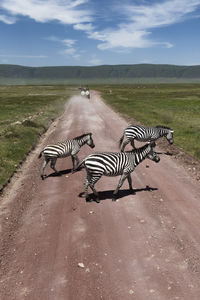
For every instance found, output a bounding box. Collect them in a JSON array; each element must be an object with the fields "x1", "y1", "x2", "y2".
[
  {"x1": 1, "y1": 83, "x2": 200, "y2": 300},
  {"x1": 0, "y1": 83, "x2": 200, "y2": 191}
]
